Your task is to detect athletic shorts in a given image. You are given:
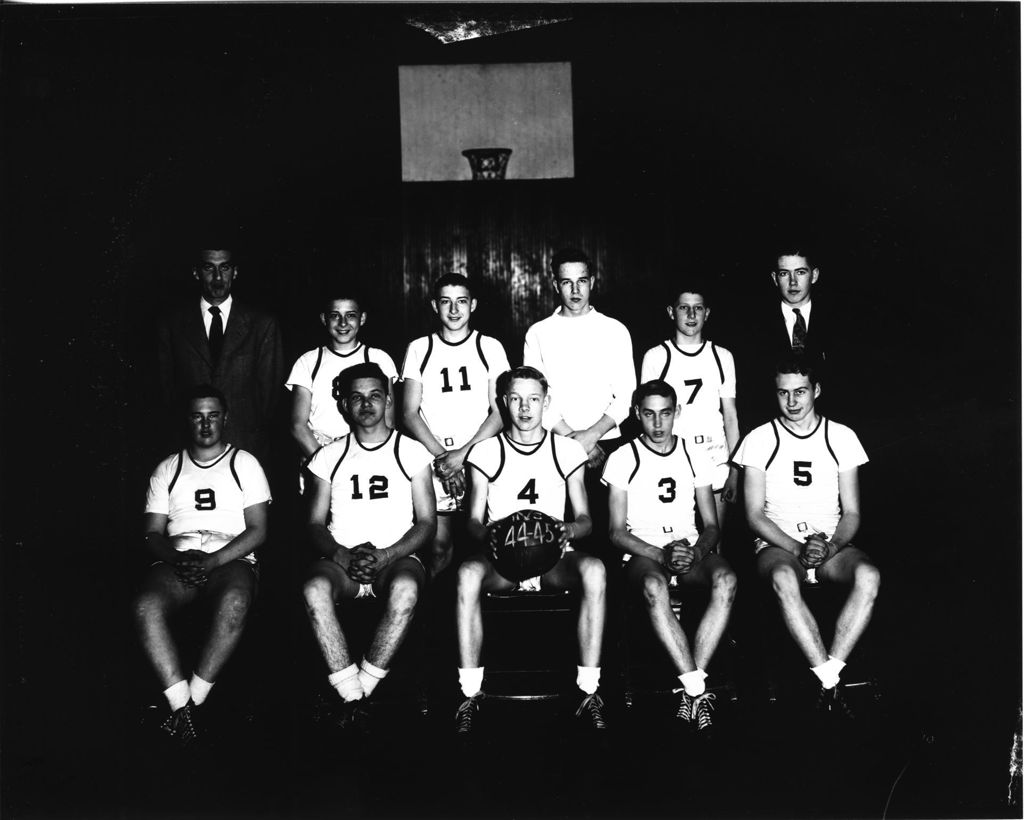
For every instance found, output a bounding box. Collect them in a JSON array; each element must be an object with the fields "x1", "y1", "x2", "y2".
[
  {"x1": 685, "y1": 434, "x2": 730, "y2": 492},
  {"x1": 354, "y1": 552, "x2": 425, "y2": 599},
  {"x1": 169, "y1": 530, "x2": 257, "y2": 565}
]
